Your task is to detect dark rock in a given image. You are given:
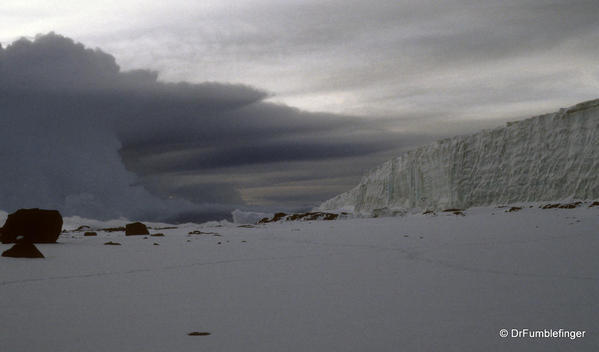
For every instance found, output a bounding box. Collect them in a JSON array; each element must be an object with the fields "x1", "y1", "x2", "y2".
[
  {"x1": 506, "y1": 206, "x2": 522, "y2": 212},
  {"x1": 74, "y1": 225, "x2": 91, "y2": 232},
  {"x1": 153, "y1": 242, "x2": 159, "y2": 246},
  {"x1": 541, "y1": 202, "x2": 582, "y2": 209},
  {"x1": 589, "y1": 201, "x2": 599, "y2": 208},
  {"x1": 84, "y1": 232, "x2": 97, "y2": 236},
  {"x1": 271, "y1": 212, "x2": 287, "y2": 221},
  {"x1": 188, "y1": 332, "x2": 211, "y2": 336},
  {"x1": 188, "y1": 230, "x2": 218, "y2": 235},
  {"x1": 0, "y1": 208, "x2": 63, "y2": 244},
  {"x1": 258, "y1": 212, "x2": 287, "y2": 223},
  {"x1": 150, "y1": 233, "x2": 165, "y2": 237},
  {"x1": 125, "y1": 222, "x2": 149, "y2": 236},
  {"x1": 558, "y1": 202, "x2": 581, "y2": 209},
  {"x1": 322, "y1": 213, "x2": 338, "y2": 220},
  {"x1": 104, "y1": 241, "x2": 121, "y2": 245},
  {"x1": 442, "y1": 208, "x2": 463, "y2": 212},
  {"x1": 259, "y1": 211, "x2": 339, "y2": 223},
  {"x1": 2, "y1": 242, "x2": 45, "y2": 258},
  {"x1": 99, "y1": 226, "x2": 125, "y2": 232}
]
